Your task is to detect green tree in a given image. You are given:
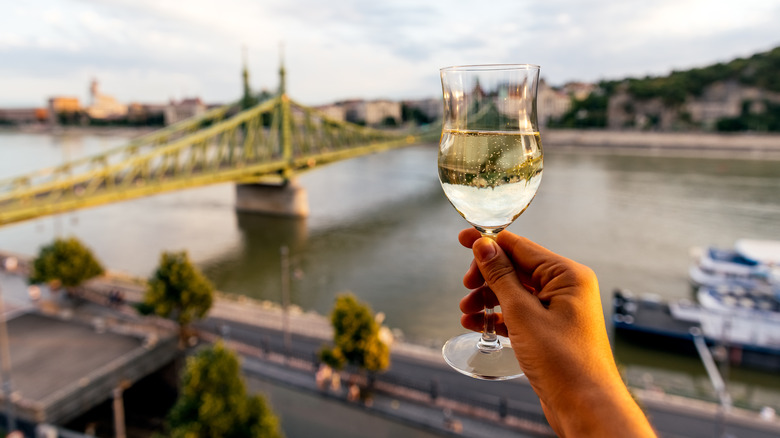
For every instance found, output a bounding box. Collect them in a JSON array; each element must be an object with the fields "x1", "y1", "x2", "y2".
[
  {"x1": 549, "y1": 92, "x2": 609, "y2": 129},
  {"x1": 139, "y1": 251, "x2": 214, "y2": 344},
  {"x1": 620, "y1": 45, "x2": 780, "y2": 111},
  {"x1": 166, "y1": 342, "x2": 282, "y2": 438},
  {"x1": 321, "y1": 293, "x2": 390, "y2": 373},
  {"x1": 29, "y1": 237, "x2": 104, "y2": 291},
  {"x1": 317, "y1": 344, "x2": 346, "y2": 370},
  {"x1": 401, "y1": 103, "x2": 434, "y2": 125}
]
